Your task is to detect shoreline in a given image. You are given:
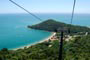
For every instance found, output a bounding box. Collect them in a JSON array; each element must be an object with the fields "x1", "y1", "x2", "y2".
[{"x1": 12, "y1": 32, "x2": 56, "y2": 50}]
